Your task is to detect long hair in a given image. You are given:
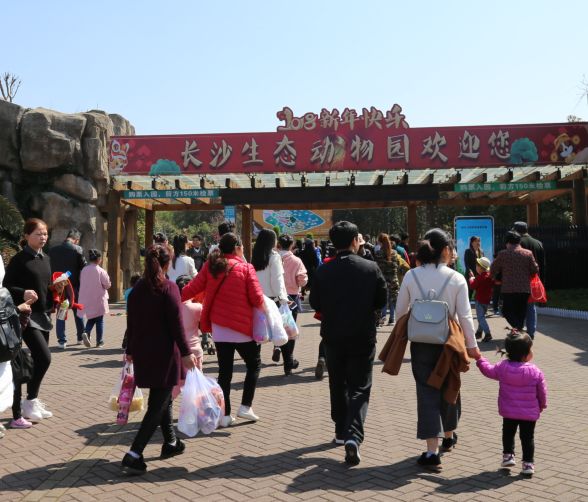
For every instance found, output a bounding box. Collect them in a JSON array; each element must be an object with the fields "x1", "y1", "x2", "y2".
[
  {"x1": 143, "y1": 244, "x2": 171, "y2": 292},
  {"x1": 172, "y1": 234, "x2": 188, "y2": 267},
  {"x1": 208, "y1": 232, "x2": 241, "y2": 278},
  {"x1": 252, "y1": 229, "x2": 276, "y2": 271},
  {"x1": 469, "y1": 235, "x2": 482, "y2": 258},
  {"x1": 21, "y1": 218, "x2": 47, "y2": 248},
  {"x1": 416, "y1": 228, "x2": 451, "y2": 266},
  {"x1": 377, "y1": 233, "x2": 393, "y2": 262}
]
